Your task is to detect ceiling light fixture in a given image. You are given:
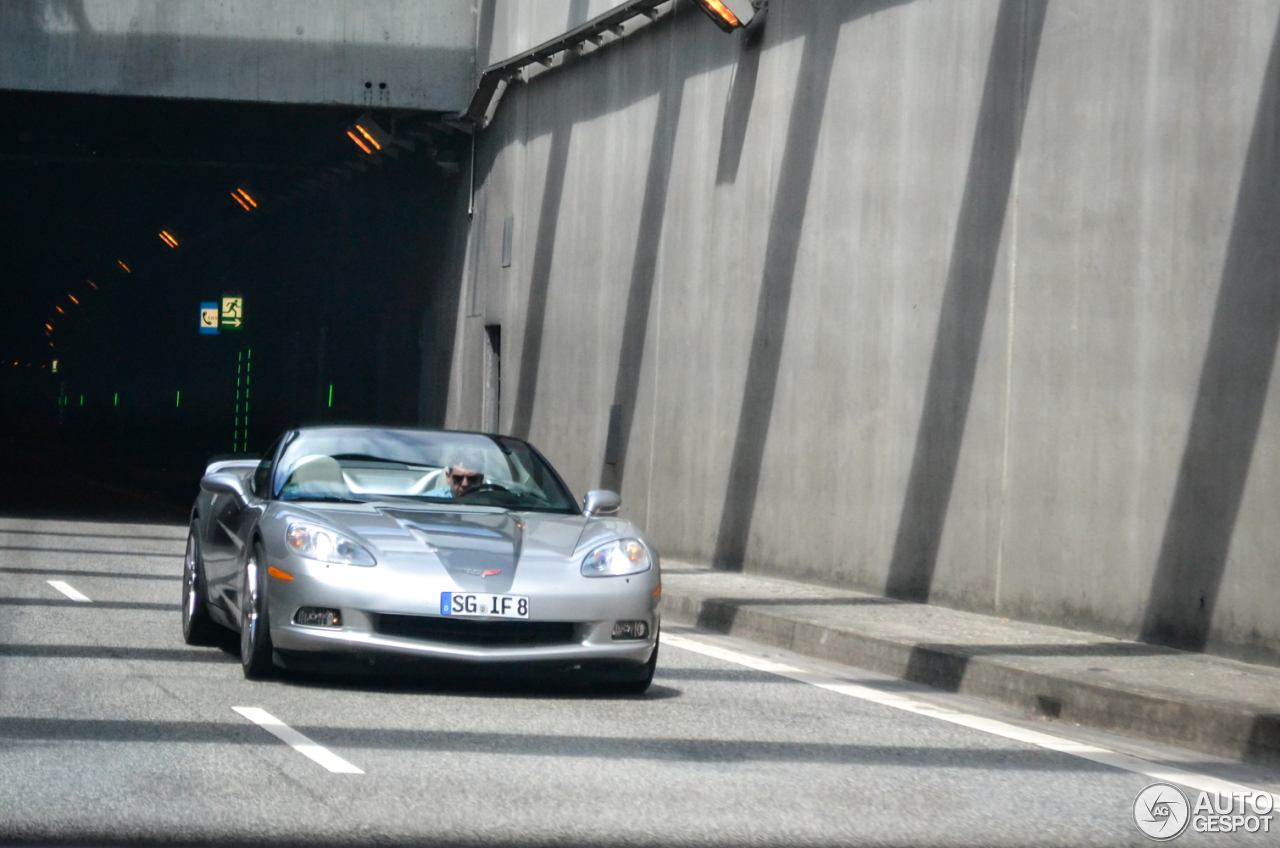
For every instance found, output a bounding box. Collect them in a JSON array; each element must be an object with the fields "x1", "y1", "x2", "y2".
[
  {"x1": 159, "y1": 230, "x2": 178, "y2": 248},
  {"x1": 117, "y1": 260, "x2": 131, "y2": 273}
]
